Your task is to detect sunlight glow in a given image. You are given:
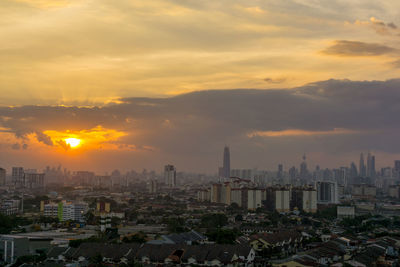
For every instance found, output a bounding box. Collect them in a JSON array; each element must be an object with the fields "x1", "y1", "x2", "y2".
[{"x1": 64, "y1": 138, "x2": 81, "y2": 148}]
